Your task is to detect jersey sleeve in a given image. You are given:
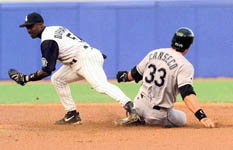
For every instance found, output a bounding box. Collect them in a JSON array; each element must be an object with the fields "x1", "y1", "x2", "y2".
[
  {"x1": 40, "y1": 40, "x2": 59, "y2": 73},
  {"x1": 136, "y1": 52, "x2": 151, "y2": 75},
  {"x1": 177, "y1": 63, "x2": 194, "y2": 88}
]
